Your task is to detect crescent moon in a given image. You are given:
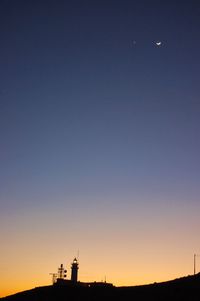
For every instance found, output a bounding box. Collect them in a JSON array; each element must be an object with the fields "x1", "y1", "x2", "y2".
[{"x1": 156, "y1": 41, "x2": 162, "y2": 46}]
